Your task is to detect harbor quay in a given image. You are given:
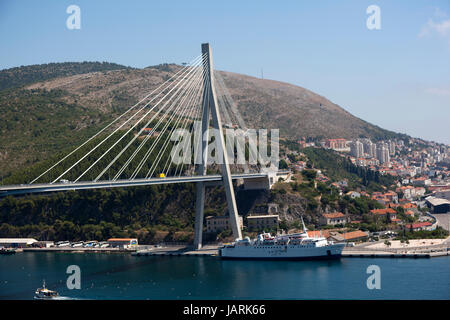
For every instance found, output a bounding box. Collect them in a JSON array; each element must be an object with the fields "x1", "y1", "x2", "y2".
[
  {"x1": 132, "y1": 241, "x2": 450, "y2": 258},
  {"x1": 22, "y1": 247, "x2": 126, "y2": 253},
  {"x1": 2, "y1": 237, "x2": 449, "y2": 258},
  {"x1": 18, "y1": 243, "x2": 447, "y2": 258}
]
